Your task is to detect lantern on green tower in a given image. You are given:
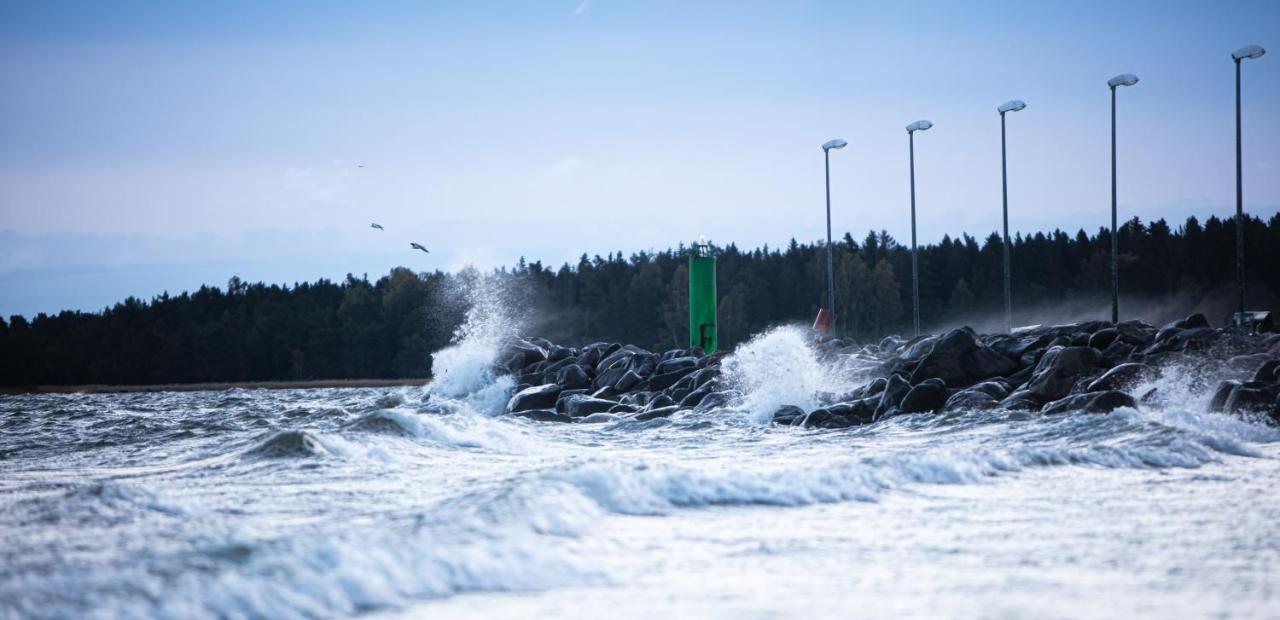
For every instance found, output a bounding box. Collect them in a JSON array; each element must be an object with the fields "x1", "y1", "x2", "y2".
[{"x1": 689, "y1": 236, "x2": 717, "y2": 353}]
